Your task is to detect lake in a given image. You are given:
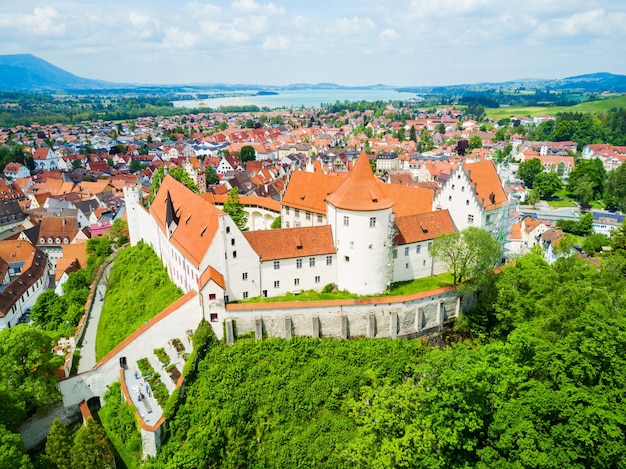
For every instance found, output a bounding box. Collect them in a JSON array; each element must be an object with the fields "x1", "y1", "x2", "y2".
[{"x1": 172, "y1": 89, "x2": 420, "y2": 110}]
